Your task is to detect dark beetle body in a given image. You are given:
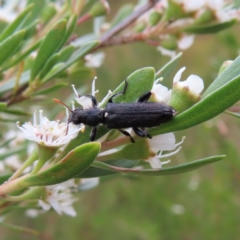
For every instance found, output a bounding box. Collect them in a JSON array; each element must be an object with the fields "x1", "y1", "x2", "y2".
[
  {"x1": 69, "y1": 80, "x2": 175, "y2": 143},
  {"x1": 104, "y1": 103, "x2": 174, "y2": 128}
]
